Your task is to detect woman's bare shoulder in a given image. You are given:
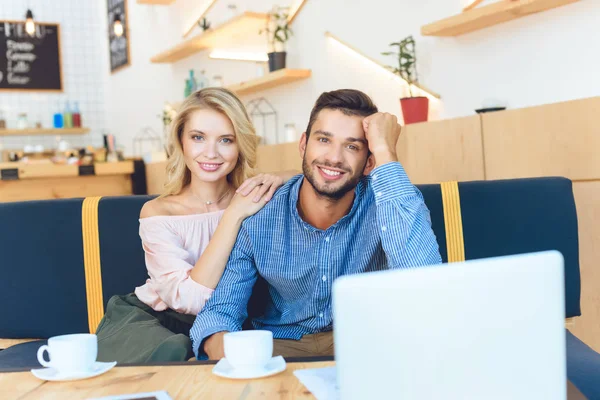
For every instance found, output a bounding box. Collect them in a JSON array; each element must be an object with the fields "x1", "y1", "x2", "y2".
[{"x1": 140, "y1": 196, "x2": 181, "y2": 219}]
